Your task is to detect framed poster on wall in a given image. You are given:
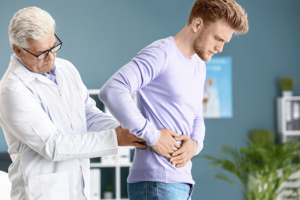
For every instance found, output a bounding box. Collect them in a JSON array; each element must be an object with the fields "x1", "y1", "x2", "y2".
[{"x1": 203, "y1": 57, "x2": 232, "y2": 118}]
